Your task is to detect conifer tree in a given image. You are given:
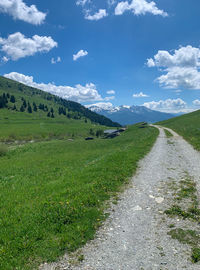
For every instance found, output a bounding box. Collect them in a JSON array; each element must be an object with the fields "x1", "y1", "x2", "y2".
[
  {"x1": 20, "y1": 105, "x2": 25, "y2": 112},
  {"x1": 27, "y1": 104, "x2": 32, "y2": 113},
  {"x1": 10, "y1": 95, "x2": 15, "y2": 103}
]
